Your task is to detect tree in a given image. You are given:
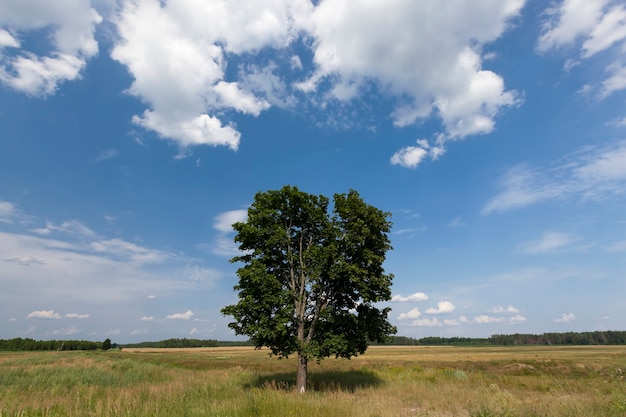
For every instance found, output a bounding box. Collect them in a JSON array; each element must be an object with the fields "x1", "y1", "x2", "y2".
[
  {"x1": 102, "y1": 338, "x2": 112, "y2": 351},
  {"x1": 221, "y1": 186, "x2": 396, "y2": 393}
]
